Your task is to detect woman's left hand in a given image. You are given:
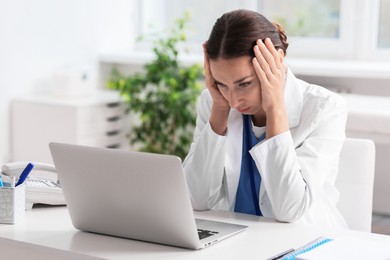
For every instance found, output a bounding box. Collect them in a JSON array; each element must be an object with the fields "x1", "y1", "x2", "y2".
[
  {"x1": 252, "y1": 38, "x2": 286, "y2": 115},
  {"x1": 252, "y1": 38, "x2": 288, "y2": 139}
]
